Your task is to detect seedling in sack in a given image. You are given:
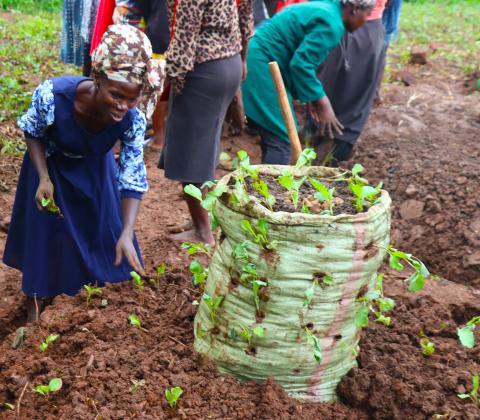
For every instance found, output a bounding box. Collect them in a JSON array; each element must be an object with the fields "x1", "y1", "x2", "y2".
[
  {"x1": 238, "y1": 325, "x2": 265, "y2": 347},
  {"x1": 252, "y1": 279, "x2": 268, "y2": 312},
  {"x1": 202, "y1": 293, "x2": 223, "y2": 323},
  {"x1": 189, "y1": 259, "x2": 208, "y2": 287},
  {"x1": 457, "y1": 316, "x2": 480, "y2": 349},
  {"x1": 39, "y1": 333, "x2": 59, "y2": 353},
  {"x1": 386, "y1": 246, "x2": 431, "y2": 292},
  {"x1": 241, "y1": 219, "x2": 278, "y2": 250},
  {"x1": 305, "y1": 328, "x2": 322, "y2": 363},
  {"x1": 181, "y1": 242, "x2": 212, "y2": 258},
  {"x1": 33, "y1": 378, "x2": 62, "y2": 398},
  {"x1": 83, "y1": 284, "x2": 102, "y2": 307},
  {"x1": 165, "y1": 386, "x2": 183, "y2": 408},
  {"x1": 41, "y1": 197, "x2": 63, "y2": 218},
  {"x1": 295, "y1": 148, "x2": 317, "y2": 169},
  {"x1": 309, "y1": 179, "x2": 335, "y2": 215},
  {"x1": 277, "y1": 170, "x2": 307, "y2": 210},
  {"x1": 458, "y1": 374, "x2": 479, "y2": 406}
]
